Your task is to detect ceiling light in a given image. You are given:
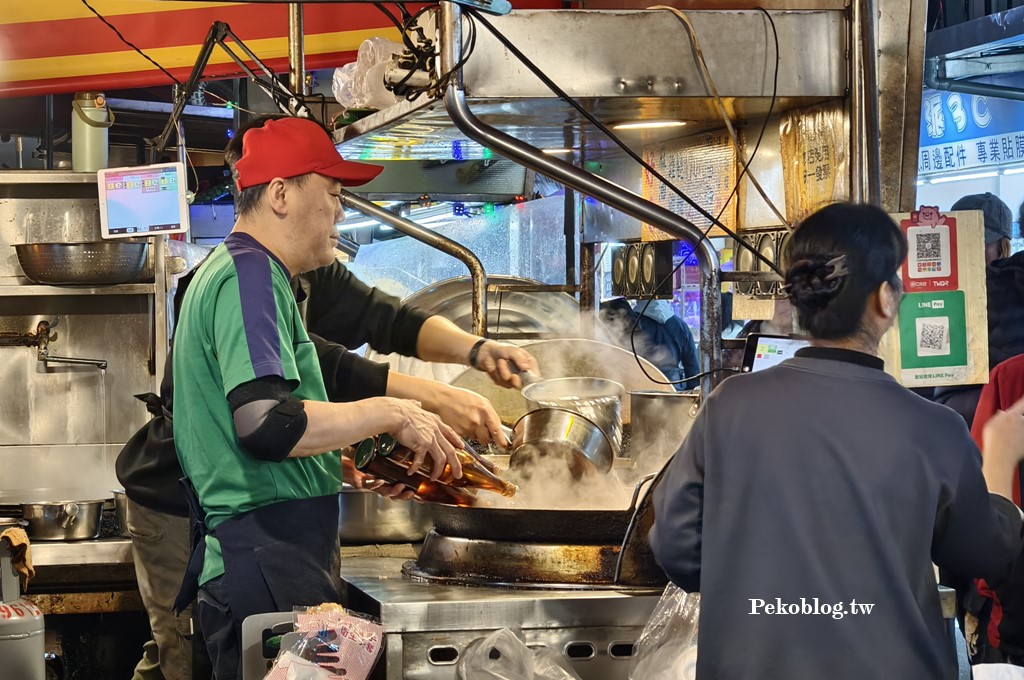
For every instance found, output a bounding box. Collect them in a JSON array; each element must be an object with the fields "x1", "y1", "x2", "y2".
[
  {"x1": 542, "y1": 148, "x2": 574, "y2": 154},
  {"x1": 1003, "y1": 166, "x2": 1024, "y2": 176},
  {"x1": 611, "y1": 120, "x2": 688, "y2": 131},
  {"x1": 928, "y1": 171, "x2": 998, "y2": 184}
]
